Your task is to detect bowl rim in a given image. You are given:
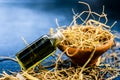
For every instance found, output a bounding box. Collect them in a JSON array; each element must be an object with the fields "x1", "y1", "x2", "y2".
[{"x1": 58, "y1": 37, "x2": 114, "y2": 57}]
